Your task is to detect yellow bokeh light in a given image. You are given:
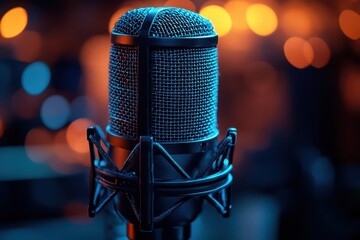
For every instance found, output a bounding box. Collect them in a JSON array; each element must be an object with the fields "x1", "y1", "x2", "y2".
[
  {"x1": 0, "y1": 7, "x2": 28, "y2": 38},
  {"x1": 308, "y1": 37, "x2": 331, "y2": 68},
  {"x1": 224, "y1": 0, "x2": 250, "y2": 32},
  {"x1": 339, "y1": 10, "x2": 360, "y2": 40},
  {"x1": 246, "y1": 4, "x2": 278, "y2": 36},
  {"x1": 108, "y1": 7, "x2": 131, "y2": 33},
  {"x1": 199, "y1": 5, "x2": 232, "y2": 37},
  {"x1": 284, "y1": 37, "x2": 314, "y2": 69}
]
